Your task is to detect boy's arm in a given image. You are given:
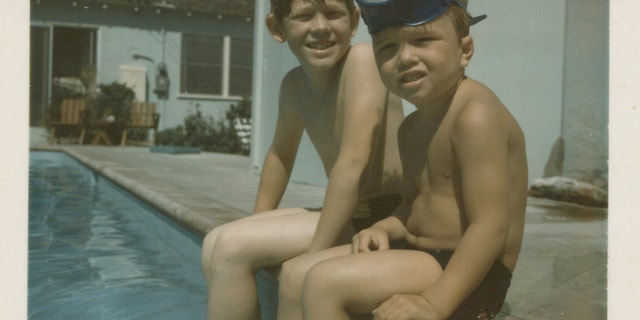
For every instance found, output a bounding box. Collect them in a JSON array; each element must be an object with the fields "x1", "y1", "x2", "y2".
[
  {"x1": 352, "y1": 199, "x2": 411, "y2": 253},
  {"x1": 354, "y1": 121, "x2": 418, "y2": 252},
  {"x1": 365, "y1": 162, "x2": 418, "y2": 243},
  {"x1": 307, "y1": 44, "x2": 392, "y2": 253},
  {"x1": 370, "y1": 113, "x2": 424, "y2": 242},
  {"x1": 253, "y1": 81, "x2": 305, "y2": 214},
  {"x1": 420, "y1": 103, "x2": 512, "y2": 318}
]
